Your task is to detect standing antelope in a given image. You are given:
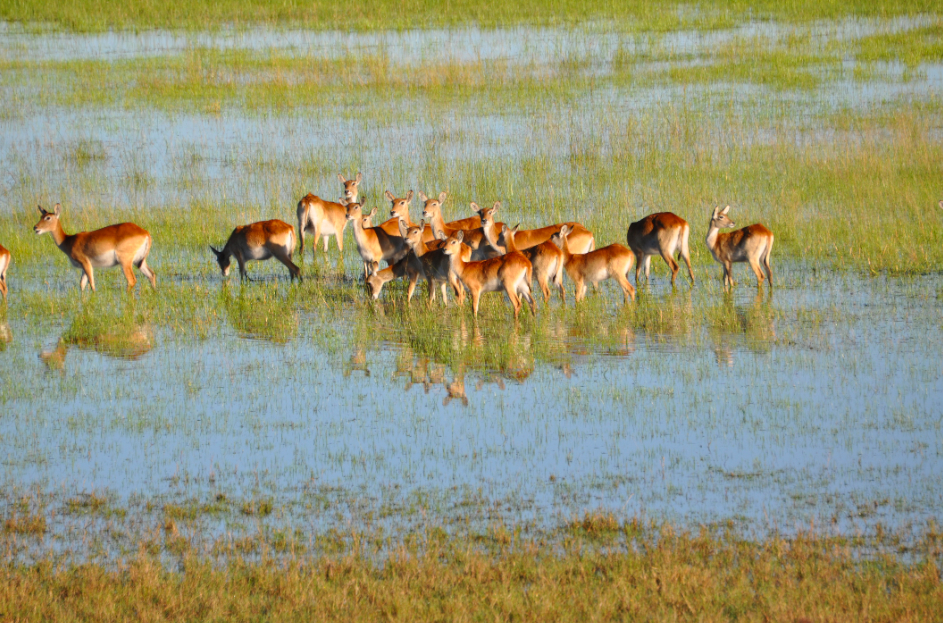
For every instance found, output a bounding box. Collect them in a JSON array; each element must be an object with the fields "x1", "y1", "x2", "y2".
[
  {"x1": 552, "y1": 225, "x2": 636, "y2": 304},
  {"x1": 705, "y1": 206, "x2": 774, "y2": 288},
  {"x1": 33, "y1": 203, "x2": 156, "y2": 292},
  {"x1": 297, "y1": 172, "x2": 362, "y2": 259},
  {"x1": 625, "y1": 212, "x2": 694, "y2": 287},
  {"x1": 442, "y1": 230, "x2": 535, "y2": 319},
  {"x1": 344, "y1": 199, "x2": 410, "y2": 279},
  {"x1": 401, "y1": 220, "x2": 466, "y2": 304},
  {"x1": 210, "y1": 219, "x2": 301, "y2": 281},
  {"x1": 420, "y1": 192, "x2": 506, "y2": 241},
  {"x1": 0, "y1": 243, "x2": 10, "y2": 300},
  {"x1": 495, "y1": 225, "x2": 565, "y2": 303},
  {"x1": 428, "y1": 202, "x2": 506, "y2": 262}
]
